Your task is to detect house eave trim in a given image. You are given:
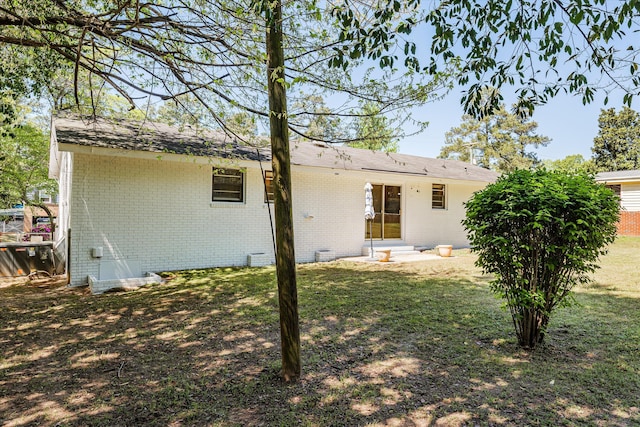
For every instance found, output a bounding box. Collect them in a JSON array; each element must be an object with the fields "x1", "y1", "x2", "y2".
[
  {"x1": 56, "y1": 142, "x2": 259, "y2": 168},
  {"x1": 596, "y1": 177, "x2": 640, "y2": 184}
]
